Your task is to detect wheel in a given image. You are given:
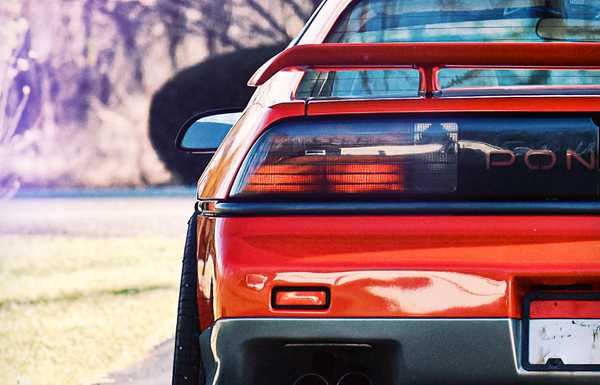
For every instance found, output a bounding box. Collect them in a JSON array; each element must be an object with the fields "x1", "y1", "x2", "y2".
[{"x1": 172, "y1": 214, "x2": 204, "y2": 385}]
